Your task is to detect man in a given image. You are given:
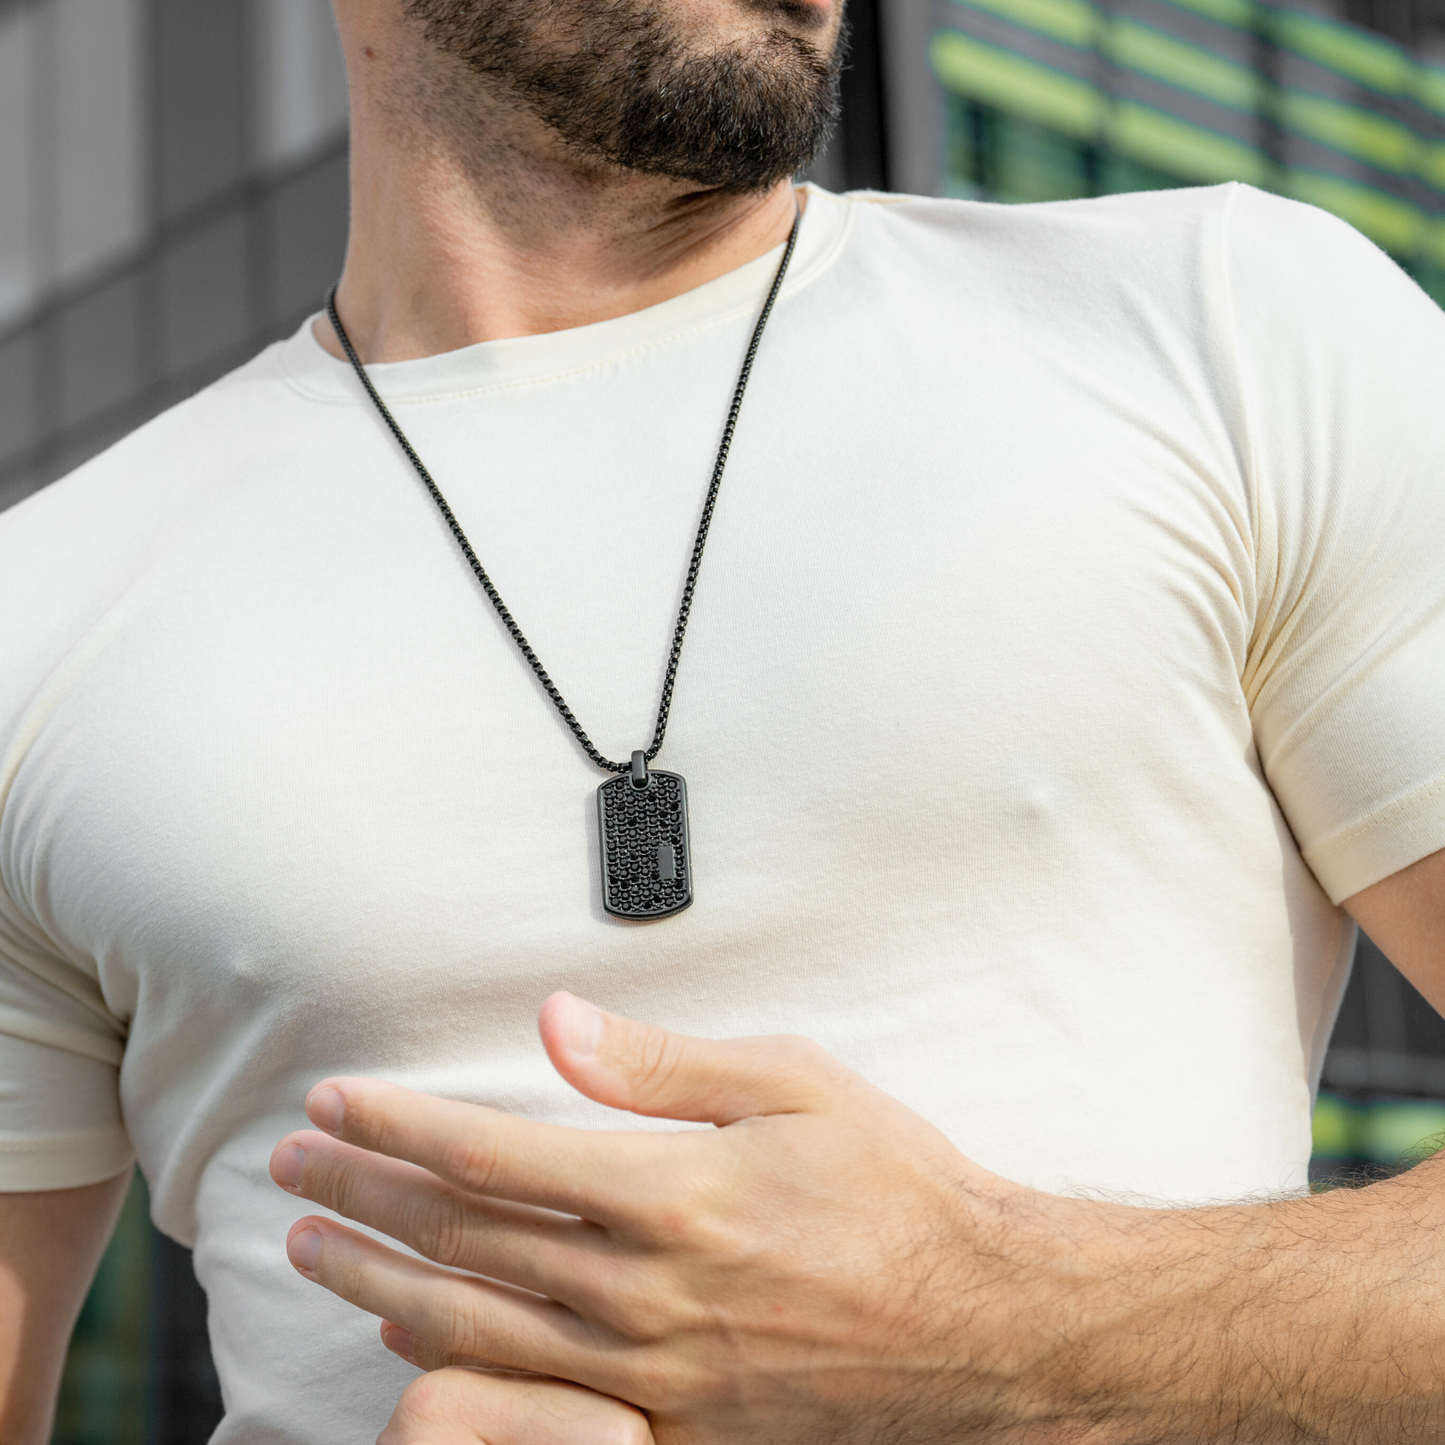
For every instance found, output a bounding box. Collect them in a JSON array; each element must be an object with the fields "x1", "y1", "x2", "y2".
[{"x1": 0, "y1": 0, "x2": 1442, "y2": 1437}]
